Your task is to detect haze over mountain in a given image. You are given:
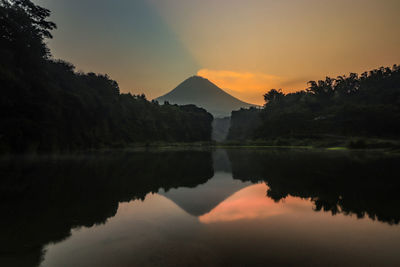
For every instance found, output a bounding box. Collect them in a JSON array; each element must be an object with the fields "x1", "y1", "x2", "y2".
[{"x1": 155, "y1": 76, "x2": 256, "y2": 118}]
